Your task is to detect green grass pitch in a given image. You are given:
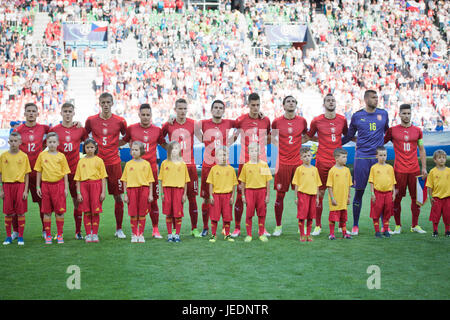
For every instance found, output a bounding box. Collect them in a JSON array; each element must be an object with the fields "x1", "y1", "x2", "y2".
[{"x1": 0, "y1": 160, "x2": 449, "y2": 300}]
